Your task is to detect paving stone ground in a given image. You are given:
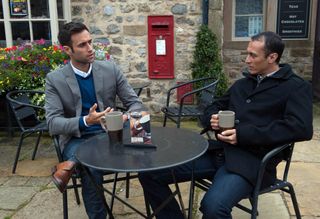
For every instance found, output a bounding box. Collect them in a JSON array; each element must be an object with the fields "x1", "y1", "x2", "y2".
[{"x1": 0, "y1": 103, "x2": 319, "y2": 219}]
